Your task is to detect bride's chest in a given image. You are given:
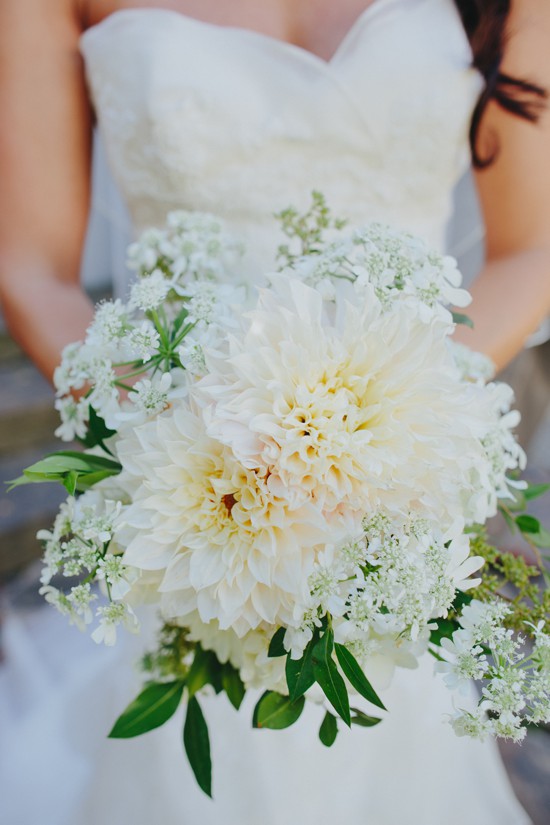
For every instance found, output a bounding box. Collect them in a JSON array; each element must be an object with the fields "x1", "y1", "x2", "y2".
[
  {"x1": 84, "y1": 0, "x2": 378, "y2": 62},
  {"x1": 80, "y1": 0, "x2": 482, "y2": 245}
]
